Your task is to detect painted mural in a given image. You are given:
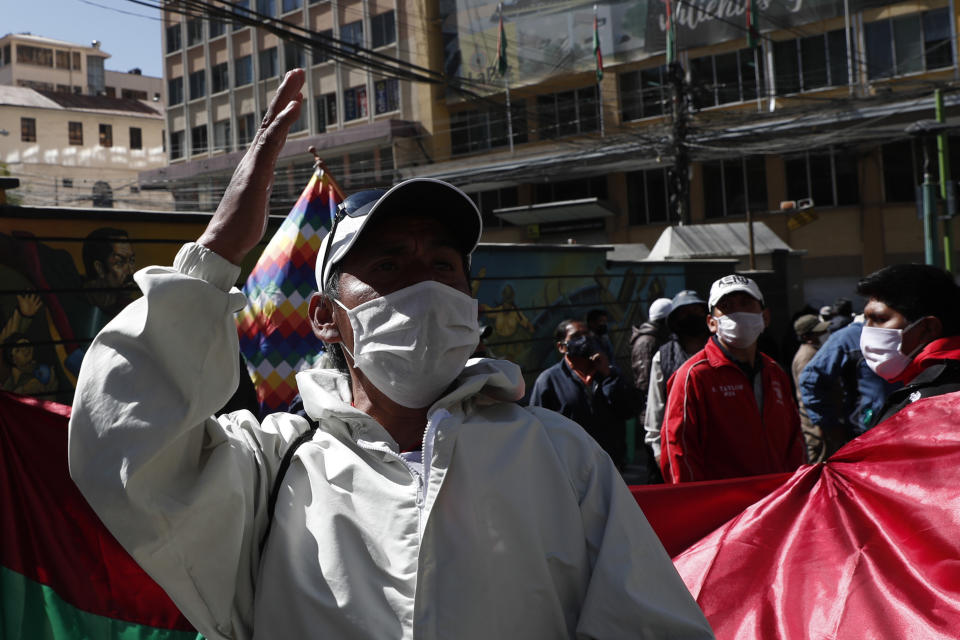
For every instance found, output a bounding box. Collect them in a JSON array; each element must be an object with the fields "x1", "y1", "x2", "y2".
[{"x1": 470, "y1": 244, "x2": 686, "y2": 394}]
